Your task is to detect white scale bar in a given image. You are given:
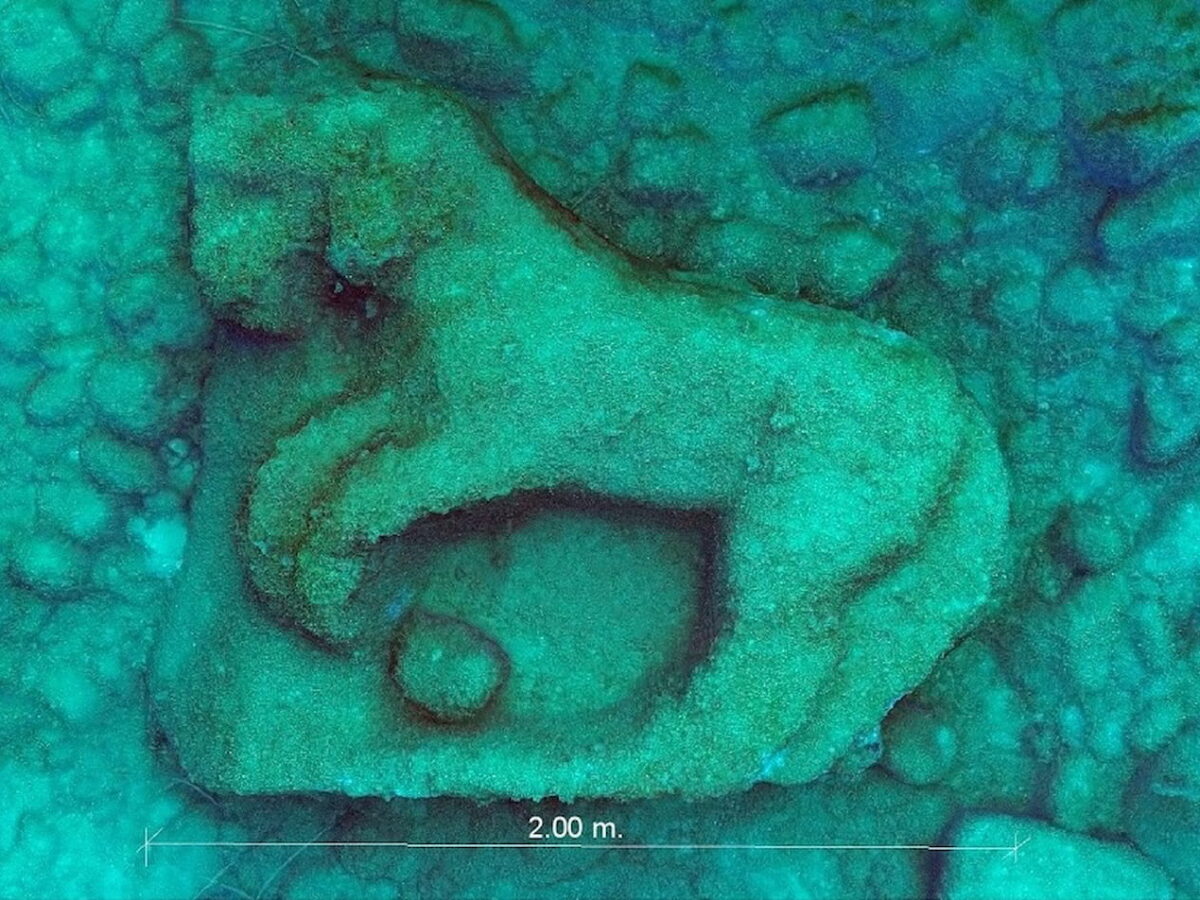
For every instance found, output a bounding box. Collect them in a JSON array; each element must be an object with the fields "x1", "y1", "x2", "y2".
[{"x1": 141, "y1": 828, "x2": 1030, "y2": 867}]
